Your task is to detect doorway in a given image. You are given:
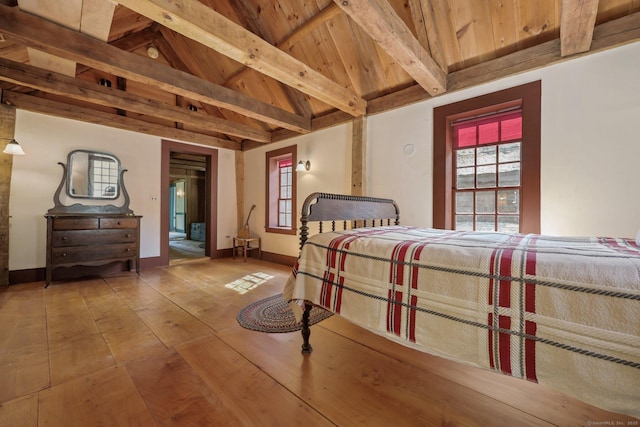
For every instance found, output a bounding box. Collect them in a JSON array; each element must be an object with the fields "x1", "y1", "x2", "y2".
[
  {"x1": 169, "y1": 155, "x2": 205, "y2": 262},
  {"x1": 161, "y1": 140, "x2": 219, "y2": 266}
]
